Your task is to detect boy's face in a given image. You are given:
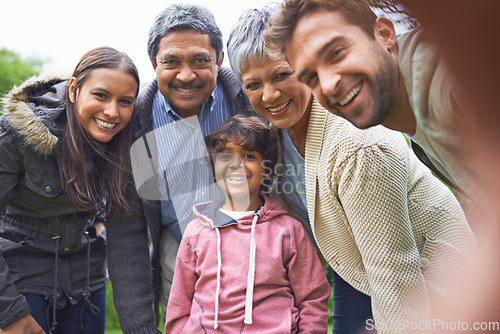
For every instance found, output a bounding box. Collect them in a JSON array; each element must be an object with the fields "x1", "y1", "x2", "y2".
[{"x1": 214, "y1": 141, "x2": 268, "y2": 210}]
